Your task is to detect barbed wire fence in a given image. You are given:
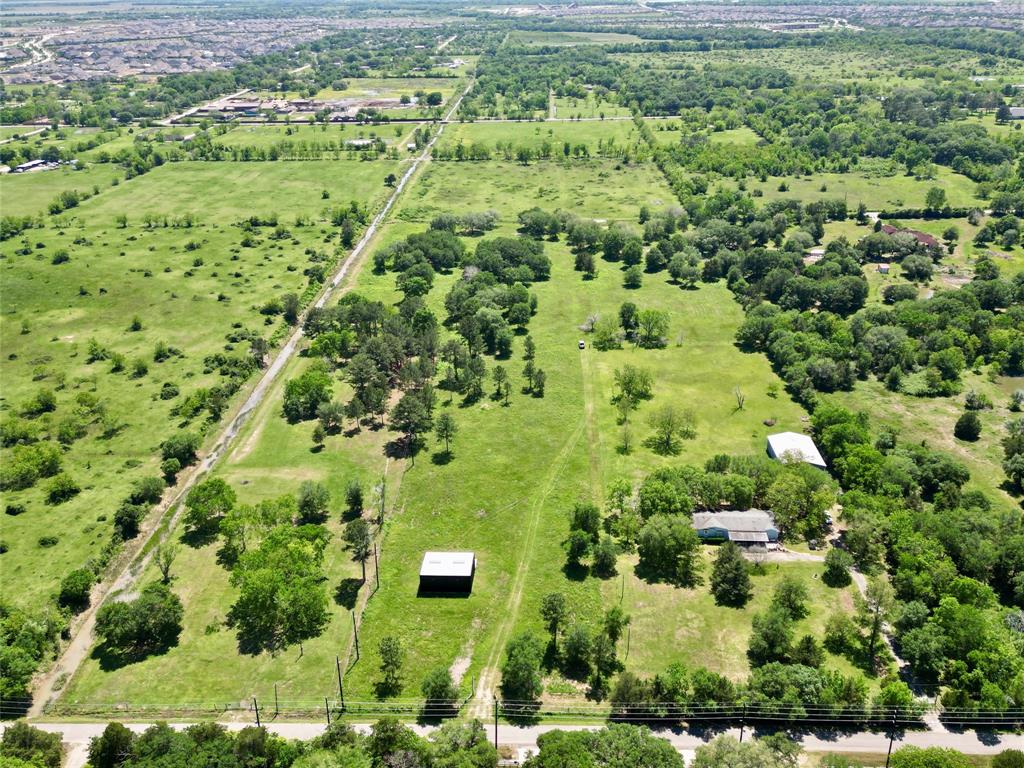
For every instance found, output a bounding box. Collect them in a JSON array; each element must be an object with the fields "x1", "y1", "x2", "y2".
[{"x1": 5, "y1": 692, "x2": 1022, "y2": 731}]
